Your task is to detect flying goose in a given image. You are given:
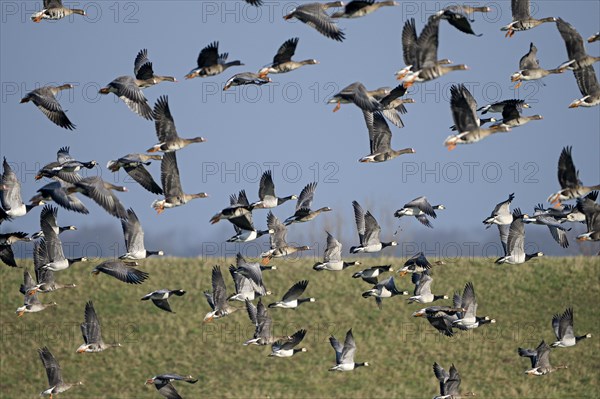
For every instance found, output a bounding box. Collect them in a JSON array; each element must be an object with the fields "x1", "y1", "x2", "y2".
[
  {"x1": 435, "y1": 5, "x2": 485, "y2": 36},
  {"x1": 477, "y1": 99, "x2": 530, "y2": 114},
  {"x1": 377, "y1": 84, "x2": 416, "y2": 128},
  {"x1": 331, "y1": 0, "x2": 398, "y2": 18},
  {"x1": 99, "y1": 76, "x2": 153, "y2": 120},
  {"x1": 142, "y1": 289, "x2": 186, "y2": 313},
  {"x1": 314, "y1": 232, "x2": 360, "y2": 270},
  {"x1": 261, "y1": 211, "x2": 310, "y2": 264},
  {"x1": 284, "y1": 182, "x2": 332, "y2": 225},
  {"x1": 483, "y1": 193, "x2": 515, "y2": 255},
  {"x1": 26, "y1": 240, "x2": 76, "y2": 295},
  {"x1": 251, "y1": 170, "x2": 297, "y2": 209},
  {"x1": 244, "y1": 298, "x2": 290, "y2": 345},
  {"x1": 269, "y1": 329, "x2": 308, "y2": 357},
  {"x1": 68, "y1": 176, "x2": 128, "y2": 219},
  {"x1": 35, "y1": 147, "x2": 92, "y2": 184},
  {"x1": 76, "y1": 301, "x2": 121, "y2": 352},
  {"x1": 145, "y1": 374, "x2": 197, "y2": 399},
  {"x1": 352, "y1": 265, "x2": 393, "y2": 284},
  {"x1": 452, "y1": 282, "x2": 496, "y2": 330},
  {"x1": 147, "y1": 96, "x2": 206, "y2": 153},
  {"x1": 551, "y1": 308, "x2": 591, "y2": 347},
  {"x1": 500, "y1": 0, "x2": 556, "y2": 37},
  {"x1": 519, "y1": 340, "x2": 567, "y2": 375},
  {"x1": 432, "y1": 362, "x2": 475, "y2": 399},
  {"x1": 575, "y1": 194, "x2": 600, "y2": 241},
  {"x1": 362, "y1": 276, "x2": 408, "y2": 308},
  {"x1": 522, "y1": 205, "x2": 571, "y2": 248},
  {"x1": 511, "y1": 42, "x2": 566, "y2": 89},
  {"x1": 152, "y1": 152, "x2": 208, "y2": 214},
  {"x1": 329, "y1": 329, "x2": 369, "y2": 371},
  {"x1": 20, "y1": 85, "x2": 75, "y2": 130},
  {"x1": 107, "y1": 153, "x2": 163, "y2": 195},
  {"x1": 91, "y1": 260, "x2": 149, "y2": 284},
  {"x1": 31, "y1": 0, "x2": 85, "y2": 22},
  {"x1": 0, "y1": 232, "x2": 30, "y2": 267},
  {"x1": 589, "y1": 32, "x2": 600, "y2": 43},
  {"x1": 547, "y1": 147, "x2": 600, "y2": 205},
  {"x1": 223, "y1": 72, "x2": 272, "y2": 91},
  {"x1": 490, "y1": 99, "x2": 543, "y2": 129},
  {"x1": 412, "y1": 305, "x2": 463, "y2": 337},
  {"x1": 350, "y1": 201, "x2": 397, "y2": 253},
  {"x1": 283, "y1": 2, "x2": 345, "y2": 42},
  {"x1": 37, "y1": 346, "x2": 83, "y2": 399},
  {"x1": 407, "y1": 271, "x2": 448, "y2": 304},
  {"x1": 30, "y1": 181, "x2": 88, "y2": 215},
  {"x1": 556, "y1": 19, "x2": 600, "y2": 71},
  {"x1": 328, "y1": 82, "x2": 382, "y2": 113},
  {"x1": 495, "y1": 209, "x2": 543, "y2": 264},
  {"x1": 398, "y1": 252, "x2": 441, "y2": 276},
  {"x1": 394, "y1": 196, "x2": 445, "y2": 228},
  {"x1": 203, "y1": 265, "x2": 239, "y2": 322},
  {"x1": 226, "y1": 191, "x2": 271, "y2": 242},
  {"x1": 1, "y1": 158, "x2": 44, "y2": 219},
  {"x1": 185, "y1": 41, "x2": 243, "y2": 79},
  {"x1": 16, "y1": 270, "x2": 56, "y2": 316},
  {"x1": 39, "y1": 206, "x2": 87, "y2": 272},
  {"x1": 210, "y1": 190, "x2": 254, "y2": 225},
  {"x1": 269, "y1": 280, "x2": 315, "y2": 308},
  {"x1": 119, "y1": 208, "x2": 164, "y2": 259},
  {"x1": 258, "y1": 38, "x2": 318, "y2": 77},
  {"x1": 358, "y1": 111, "x2": 415, "y2": 163},
  {"x1": 133, "y1": 49, "x2": 176, "y2": 88},
  {"x1": 228, "y1": 253, "x2": 270, "y2": 301}
]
